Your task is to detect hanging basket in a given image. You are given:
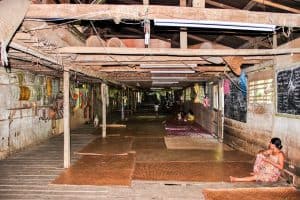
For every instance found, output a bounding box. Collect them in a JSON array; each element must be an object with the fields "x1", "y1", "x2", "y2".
[
  {"x1": 46, "y1": 77, "x2": 52, "y2": 97},
  {"x1": 19, "y1": 86, "x2": 30, "y2": 101}
]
